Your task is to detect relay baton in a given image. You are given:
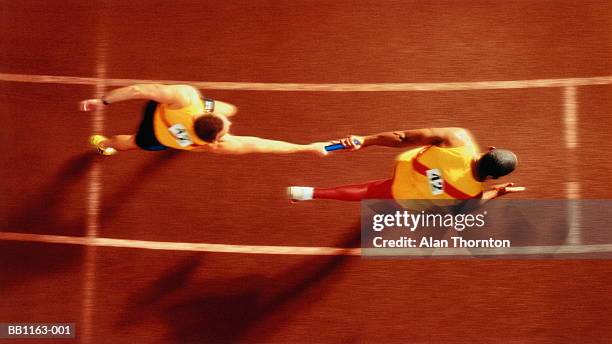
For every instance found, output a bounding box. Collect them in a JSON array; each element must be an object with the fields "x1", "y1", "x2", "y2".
[{"x1": 325, "y1": 139, "x2": 362, "y2": 152}]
